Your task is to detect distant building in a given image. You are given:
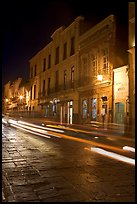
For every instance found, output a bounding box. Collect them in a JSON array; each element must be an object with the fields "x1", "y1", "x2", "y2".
[
  {"x1": 3, "y1": 78, "x2": 30, "y2": 116},
  {"x1": 3, "y1": 78, "x2": 22, "y2": 113}
]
